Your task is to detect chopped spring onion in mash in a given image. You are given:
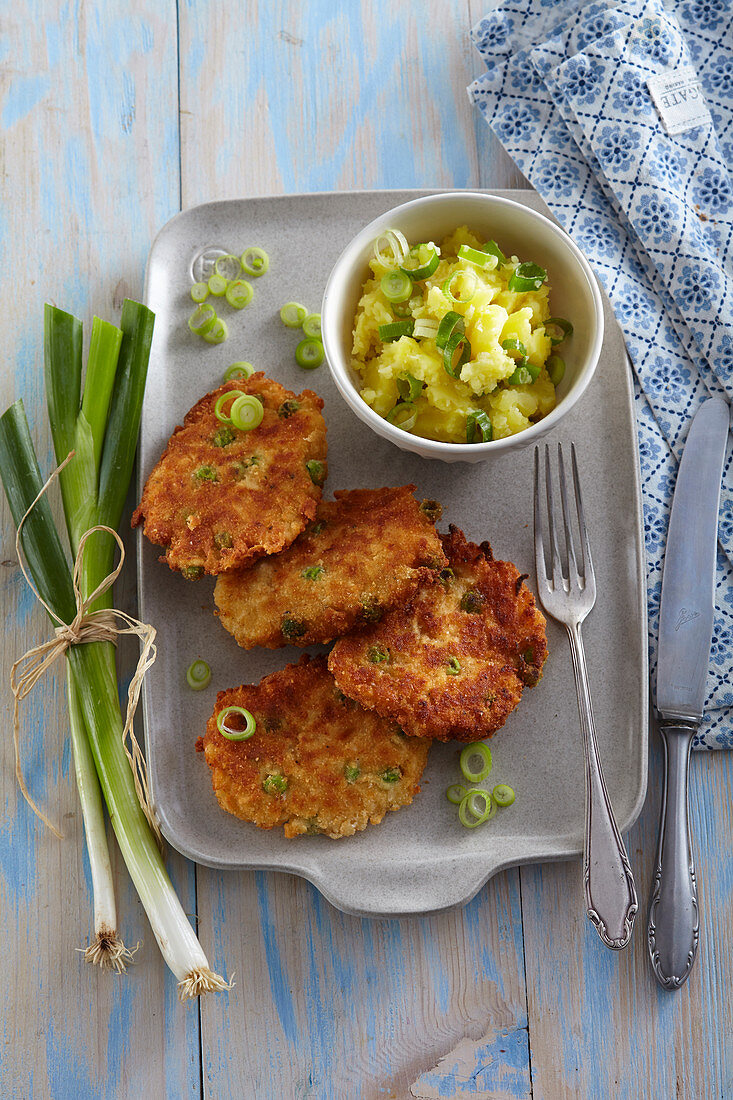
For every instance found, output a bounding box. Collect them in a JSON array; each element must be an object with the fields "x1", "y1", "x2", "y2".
[
  {"x1": 508, "y1": 262, "x2": 547, "y2": 293},
  {"x1": 217, "y1": 706, "x2": 257, "y2": 741},
  {"x1": 396, "y1": 374, "x2": 422, "y2": 402},
  {"x1": 400, "y1": 243, "x2": 440, "y2": 282},
  {"x1": 547, "y1": 355, "x2": 566, "y2": 386},
  {"x1": 379, "y1": 319, "x2": 414, "y2": 342},
  {"x1": 457, "y1": 243, "x2": 498, "y2": 269},
  {"x1": 380, "y1": 269, "x2": 412, "y2": 303},
  {"x1": 459, "y1": 742, "x2": 492, "y2": 783},
  {"x1": 443, "y1": 331, "x2": 471, "y2": 379},
  {"x1": 387, "y1": 401, "x2": 418, "y2": 431},
  {"x1": 466, "y1": 410, "x2": 492, "y2": 444},
  {"x1": 501, "y1": 337, "x2": 527, "y2": 360},
  {"x1": 413, "y1": 319, "x2": 440, "y2": 340},
  {"x1": 442, "y1": 268, "x2": 477, "y2": 303},
  {"x1": 186, "y1": 659, "x2": 211, "y2": 691},
  {"x1": 373, "y1": 228, "x2": 409, "y2": 268},
  {"x1": 545, "y1": 317, "x2": 573, "y2": 345}
]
